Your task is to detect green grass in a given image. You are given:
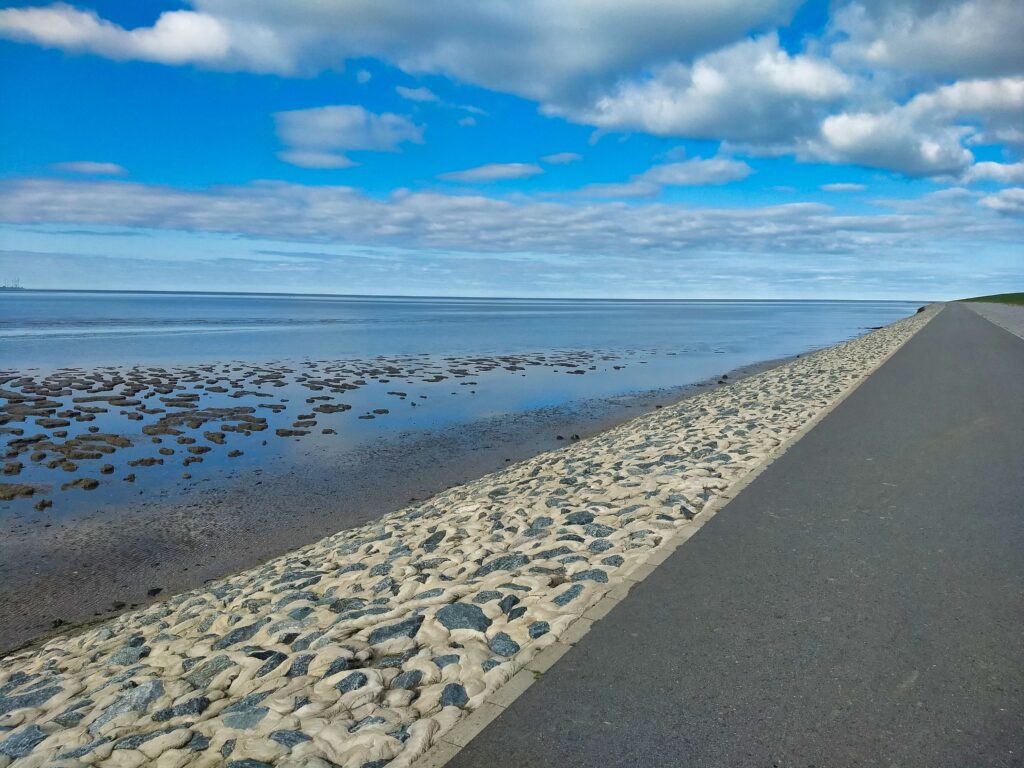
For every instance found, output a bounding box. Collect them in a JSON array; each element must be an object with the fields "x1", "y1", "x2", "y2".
[{"x1": 960, "y1": 292, "x2": 1024, "y2": 306}]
